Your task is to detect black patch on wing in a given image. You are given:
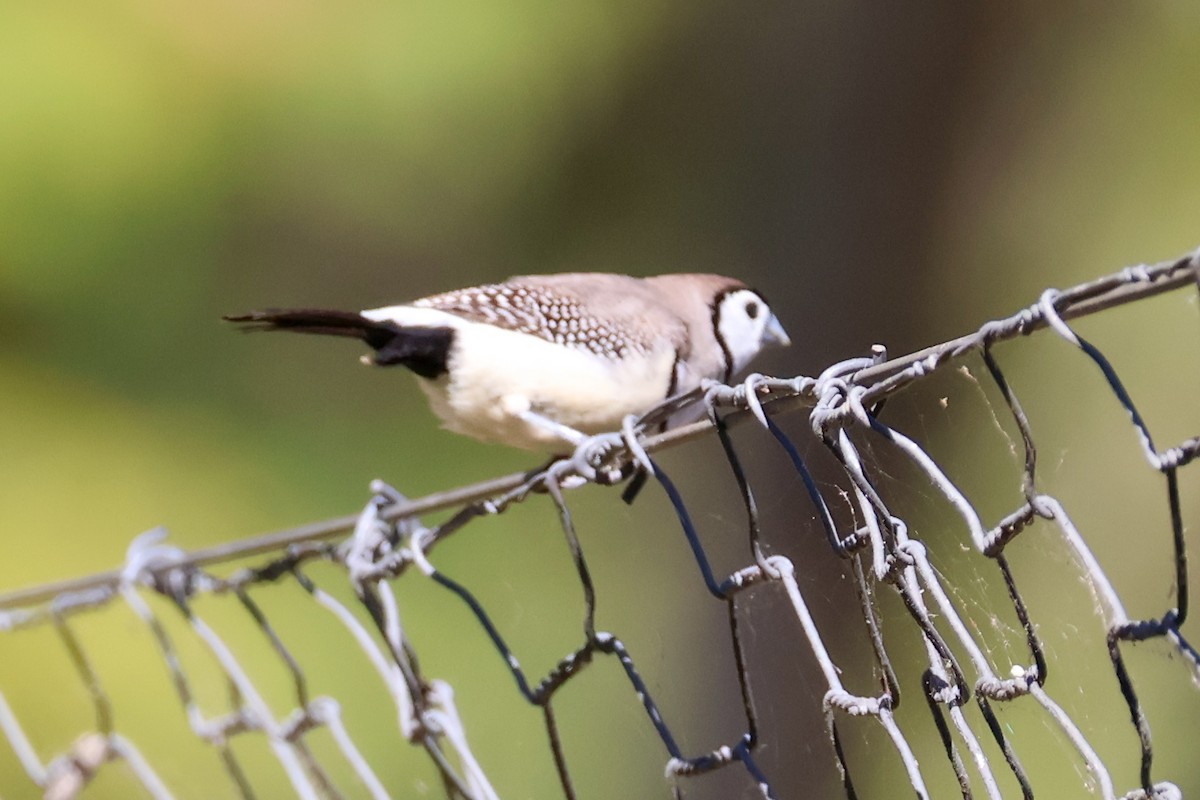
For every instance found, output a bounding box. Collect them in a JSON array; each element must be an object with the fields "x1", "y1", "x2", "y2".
[{"x1": 224, "y1": 309, "x2": 455, "y2": 379}]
